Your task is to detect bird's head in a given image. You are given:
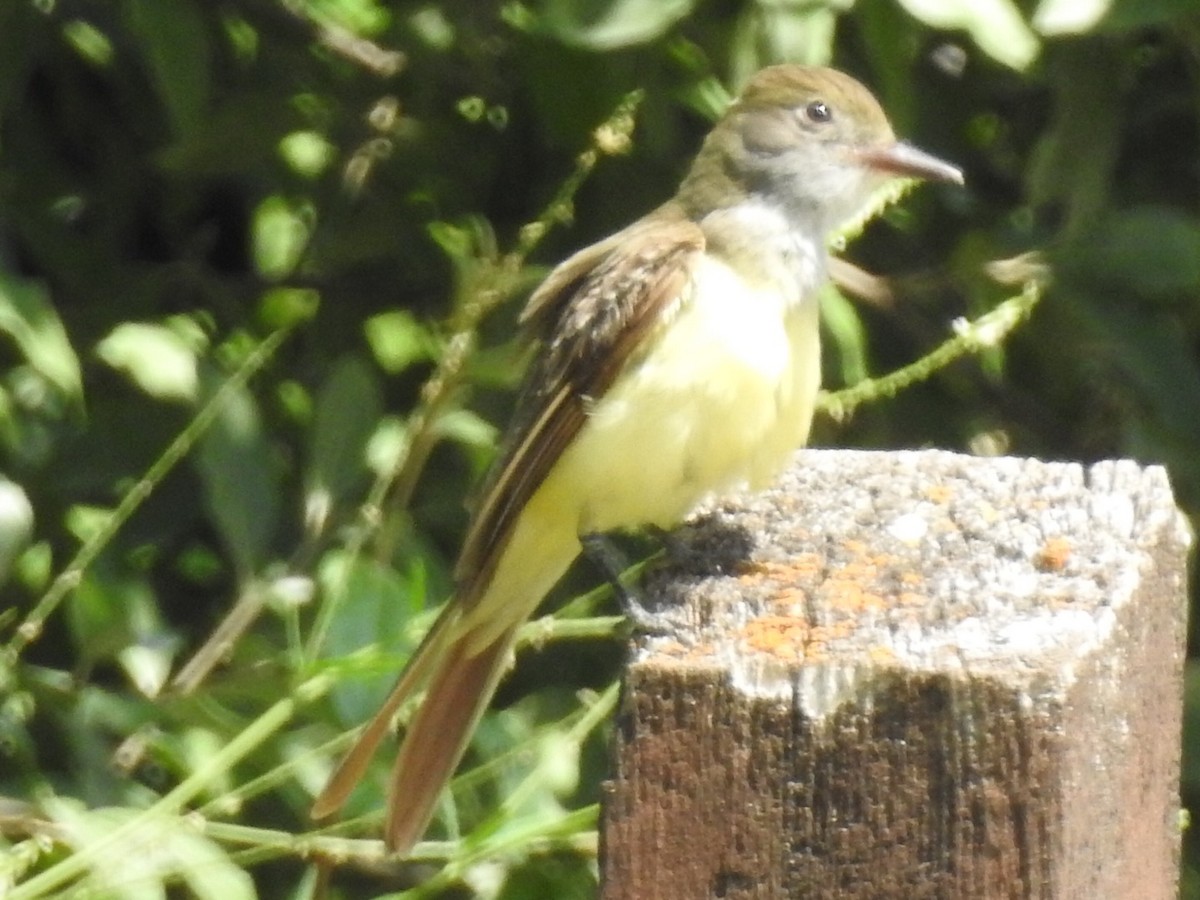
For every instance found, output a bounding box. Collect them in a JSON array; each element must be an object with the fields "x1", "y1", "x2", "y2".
[{"x1": 679, "y1": 65, "x2": 962, "y2": 235}]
